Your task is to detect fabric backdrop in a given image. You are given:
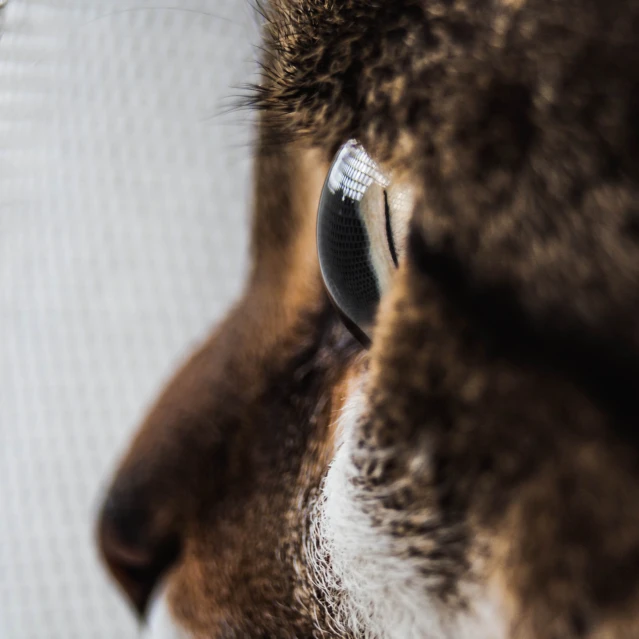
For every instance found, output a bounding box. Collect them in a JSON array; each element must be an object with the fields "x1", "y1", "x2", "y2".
[{"x1": 0, "y1": 1, "x2": 256, "y2": 636}]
